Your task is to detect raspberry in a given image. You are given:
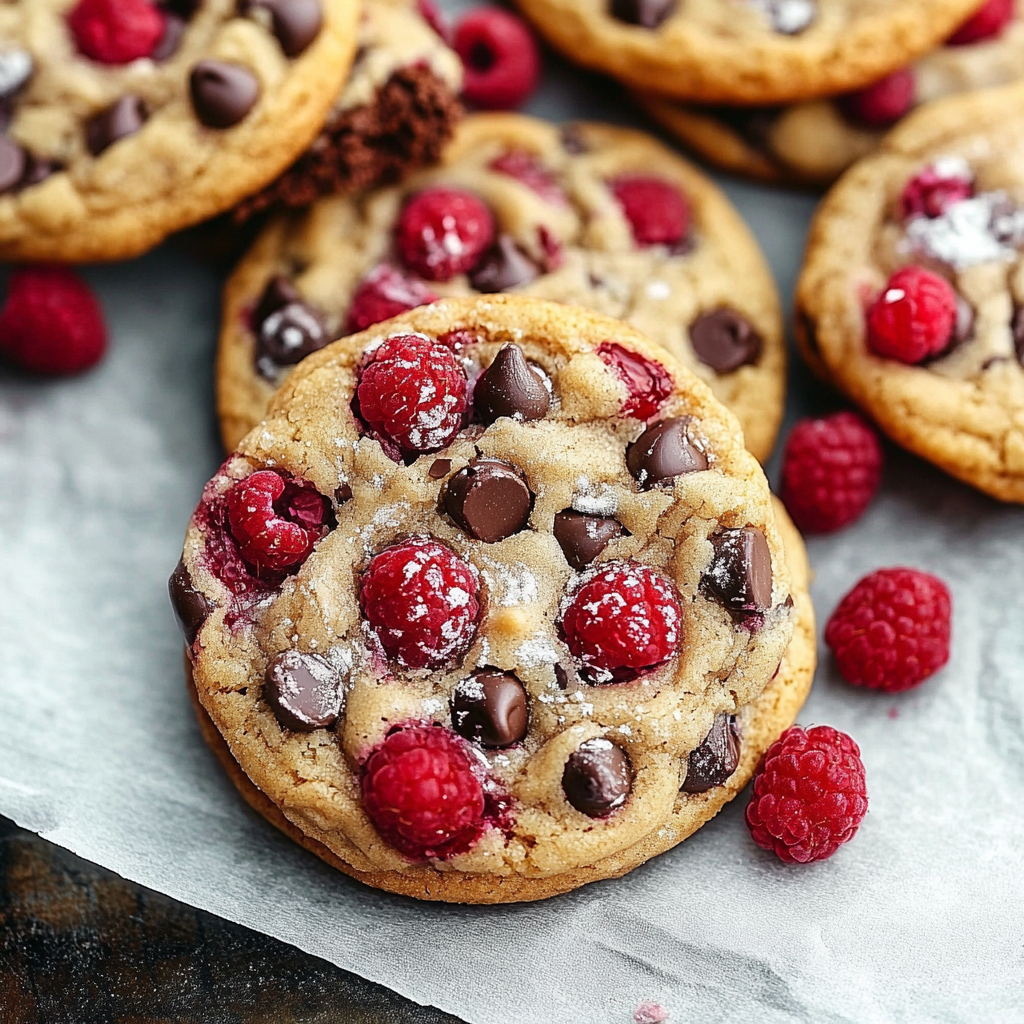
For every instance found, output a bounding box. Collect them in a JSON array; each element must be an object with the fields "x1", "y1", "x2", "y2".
[
  {"x1": 67, "y1": 0, "x2": 166, "y2": 65},
  {"x1": 825, "y1": 568, "x2": 952, "y2": 692},
  {"x1": 355, "y1": 333, "x2": 468, "y2": 458},
  {"x1": 359, "y1": 539, "x2": 480, "y2": 669},
  {"x1": 899, "y1": 162, "x2": 974, "y2": 220},
  {"x1": 396, "y1": 188, "x2": 496, "y2": 282},
  {"x1": 780, "y1": 411, "x2": 884, "y2": 534},
  {"x1": 489, "y1": 150, "x2": 567, "y2": 205},
  {"x1": 947, "y1": 0, "x2": 1013, "y2": 44},
  {"x1": 597, "y1": 342, "x2": 673, "y2": 421},
  {"x1": 746, "y1": 725, "x2": 868, "y2": 863},
  {"x1": 610, "y1": 176, "x2": 690, "y2": 248},
  {"x1": 454, "y1": 7, "x2": 541, "y2": 110},
  {"x1": 225, "y1": 470, "x2": 331, "y2": 577},
  {"x1": 866, "y1": 266, "x2": 958, "y2": 363},
  {"x1": 838, "y1": 68, "x2": 915, "y2": 127},
  {"x1": 344, "y1": 265, "x2": 438, "y2": 334},
  {"x1": 561, "y1": 561, "x2": 681, "y2": 684},
  {"x1": 361, "y1": 725, "x2": 487, "y2": 860},
  {"x1": 0, "y1": 265, "x2": 107, "y2": 375}
]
